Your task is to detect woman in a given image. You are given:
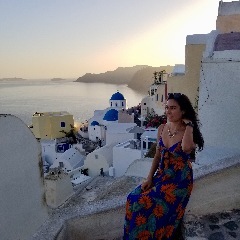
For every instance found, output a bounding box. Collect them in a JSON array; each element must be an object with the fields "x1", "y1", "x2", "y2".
[{"x1": 123, "y1": 93, "x2": 204, "y2": 240}]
